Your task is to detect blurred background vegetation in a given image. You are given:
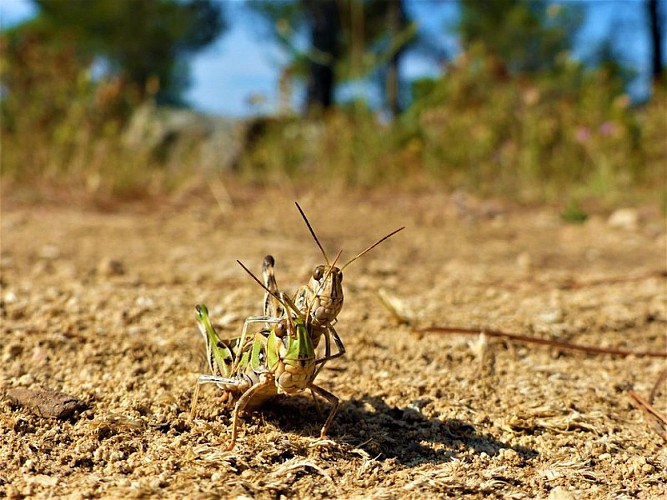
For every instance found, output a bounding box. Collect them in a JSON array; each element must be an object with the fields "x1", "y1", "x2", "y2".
[{"x1": 1, "y1": 0, "x2": 665, "y2": 206}]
